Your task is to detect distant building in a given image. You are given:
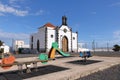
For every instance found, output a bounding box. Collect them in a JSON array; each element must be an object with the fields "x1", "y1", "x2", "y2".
[
  {"x1": 78, "y1": 42, "x2": 85, "y2": 48},
  {"x1": 0, "y1": 43, "x2": 9, "y2": 53},
  {"x1": 30, "y1": 16, "x2": 78, "y2": 53},
  {"x1": 78, "y1": 42, "x2": 90, "y2": 52},
  {"x1": 12, "y1": 40, "x2": 29, "y2": 51}
]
